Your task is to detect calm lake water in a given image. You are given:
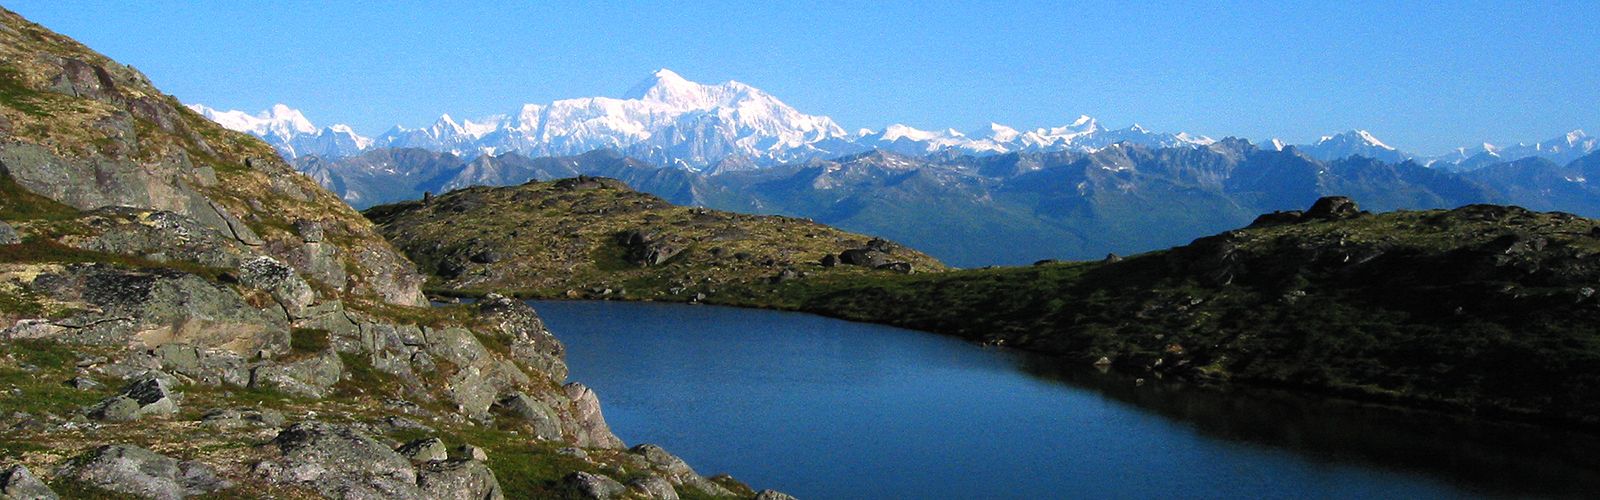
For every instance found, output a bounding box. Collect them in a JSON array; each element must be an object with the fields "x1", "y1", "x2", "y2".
[{"x1": 533, "y1": 300, "x2": 1600, "y2": 499}]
